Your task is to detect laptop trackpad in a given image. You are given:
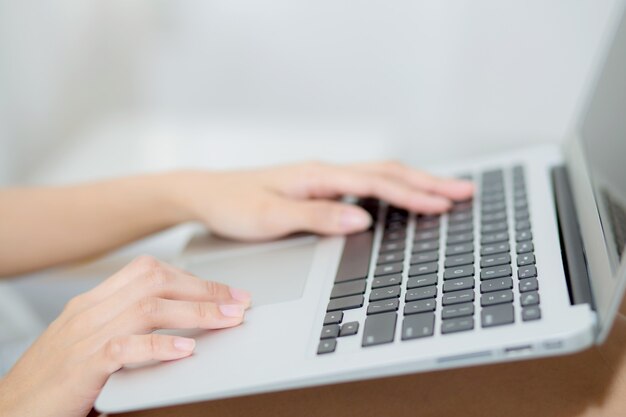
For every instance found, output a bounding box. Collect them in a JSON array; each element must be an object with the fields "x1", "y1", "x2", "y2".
[{"x1": 180, "y1": 234, "x2": 317, "y2": 306}]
